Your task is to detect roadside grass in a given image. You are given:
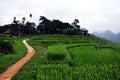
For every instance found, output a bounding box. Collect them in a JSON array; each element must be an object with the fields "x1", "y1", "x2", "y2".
[
  {"x1": 0, "y1": 36, "x2": 26, "y2": 73},
  {"x1": 12, "y1": 39, "x2": 43, "y2": 80}
]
